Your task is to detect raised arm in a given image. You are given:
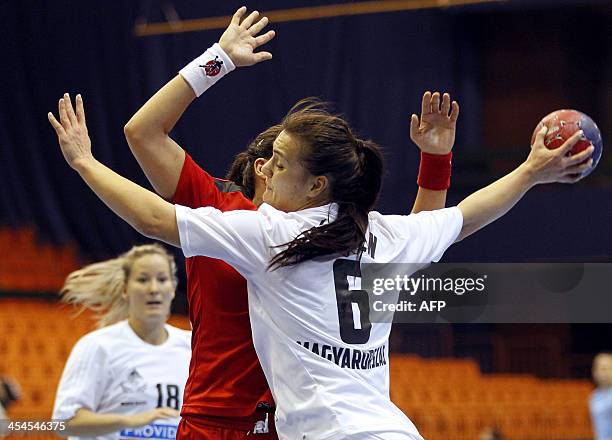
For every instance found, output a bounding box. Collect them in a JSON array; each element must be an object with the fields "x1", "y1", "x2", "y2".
[
  {"x1": 49, "y1": 94, "x2": 267, "y2": 274},
  {"x1": 49, "y1": 94, "x2": 179, "y2": 245},
  {"x1": 123, "y1": 76, "x2": 192, "y2": 199},
  {"x1": 123, "y1": 7, "x2": 275, "y2": 199},
  {"x1": 409, "y1": 91, "x2": 459, "y2": 213},
  {"x1": 457, "y1": 127, "x2": 594, "y2": 241}
]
